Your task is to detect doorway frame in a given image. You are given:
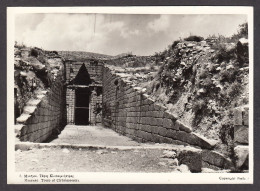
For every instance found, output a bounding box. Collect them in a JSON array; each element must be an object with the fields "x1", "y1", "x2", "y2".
[{"x1": 74, "y1": 87, "x2": 91, "y2": 125}]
